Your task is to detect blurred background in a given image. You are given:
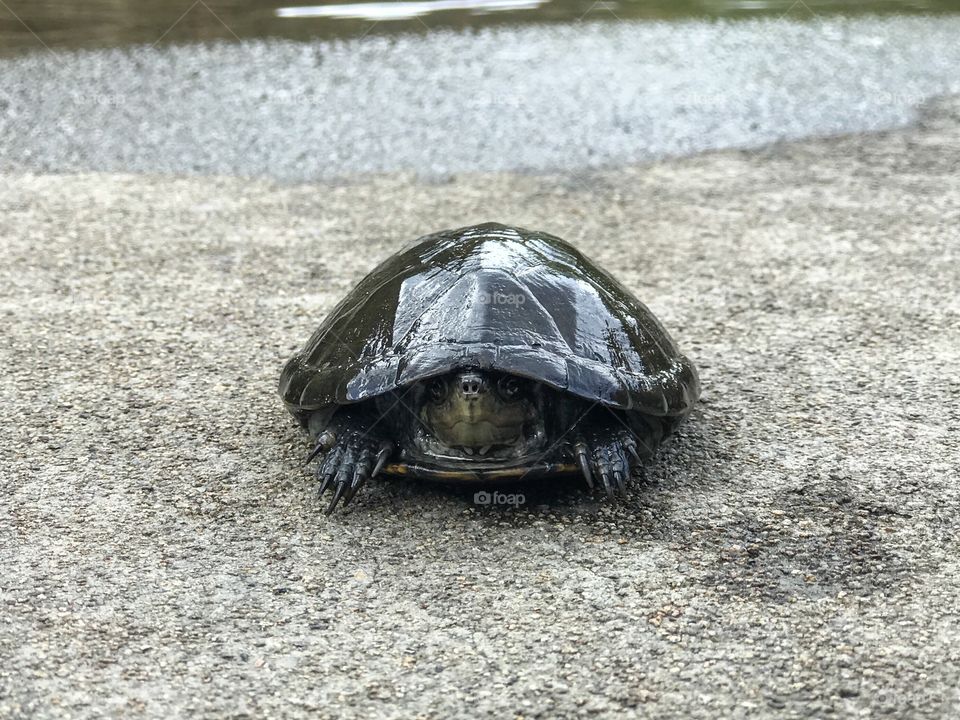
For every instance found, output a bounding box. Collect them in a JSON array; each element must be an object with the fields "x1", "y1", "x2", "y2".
[
  {"x1": 3, "y1": 0, "x2": 960, "y2": 182},
  {"x1": 2, "y1": 0, "x2": 960, "y2": 53}
]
